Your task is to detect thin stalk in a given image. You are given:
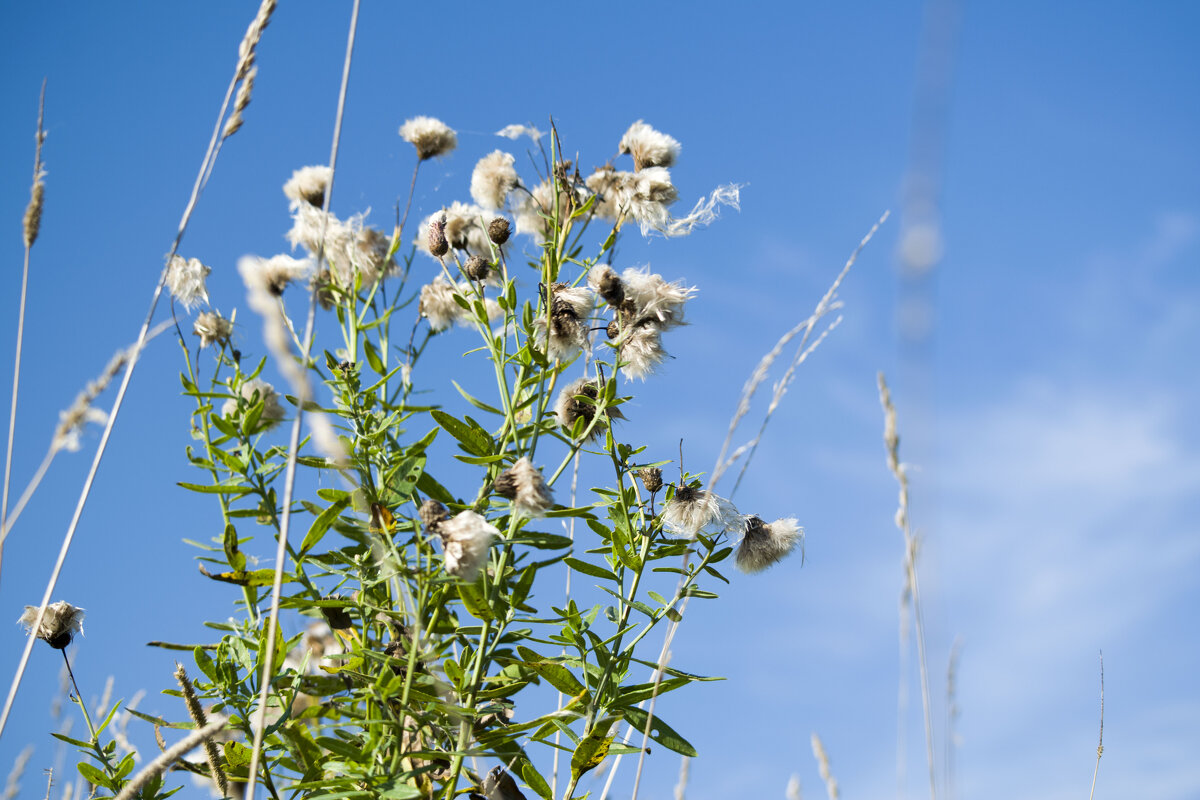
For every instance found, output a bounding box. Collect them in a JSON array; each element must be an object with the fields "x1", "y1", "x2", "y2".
[
  {"x1": 242, "y1": 4, "x2": 359, "y2": 799},
  {"x1": 1088, "y1": 651, "x2": 1104, "y2": 800},
  {"x1": 0, "y1": 82, "x2": 46, "y2": 585}
]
